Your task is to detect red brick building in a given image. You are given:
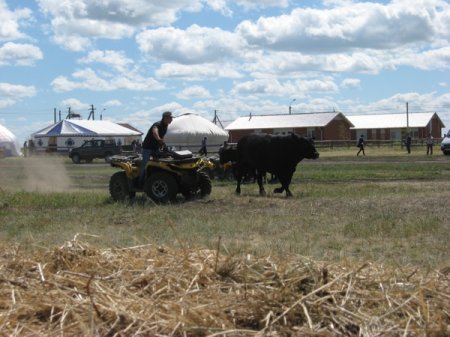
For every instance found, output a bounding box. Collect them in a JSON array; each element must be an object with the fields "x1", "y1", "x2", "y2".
[
  {"x1": 346, "y1": 112, "x2": 445, "y2": 141},
  {"x1": 225, "y1": 112, "x2": 353, "y2": 142}
]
